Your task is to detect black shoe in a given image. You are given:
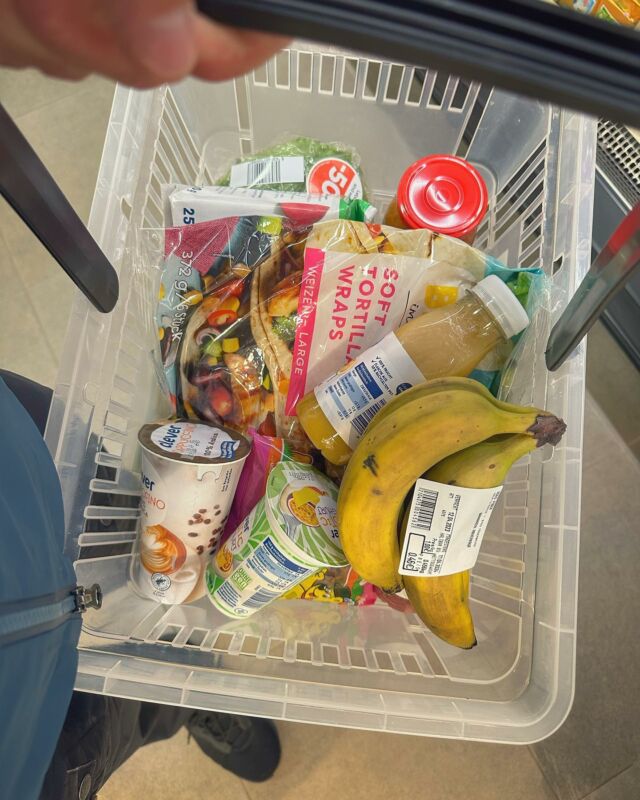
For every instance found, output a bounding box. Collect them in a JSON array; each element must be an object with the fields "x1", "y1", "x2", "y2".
[{"x1": 185, "y1": 712, "x2": 280, "y2": 782}]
